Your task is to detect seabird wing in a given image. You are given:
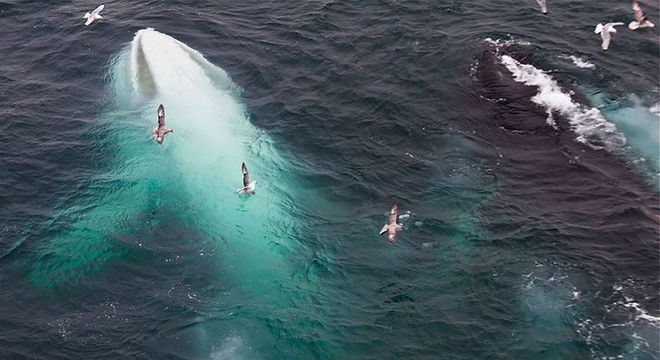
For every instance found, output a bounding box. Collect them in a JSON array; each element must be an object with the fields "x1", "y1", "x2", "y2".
[
  {"x1": 632, "y1": 1, "x2": 646, "y2": 22},
  {"x1": 92, "y1": 4, "x2": 105, "y2": 15},
  {"x1": 594, "y1": 23, "x2": 603, "y2": 33},
  {"x1": 379, "y1": 224, "x2": 389, "y2": 235},
  {"x1": 388, "y1": 203, "x2": 398, "y2": 226},
  {"x1": 157, "y1": 104, "x2": 165, "y2": 126},
  {"x1": 242, "y1": 162, "x2": 250, "y2": 187},
  {"x1": 605, "y1": 23, "x2": 623, "y2": 35},
  {"x1": 536, "y1": 0, "x2": 547, "y2": 13},
  {"x1": 84, "y1": 17, "x2": 94, "y2": 25}
]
